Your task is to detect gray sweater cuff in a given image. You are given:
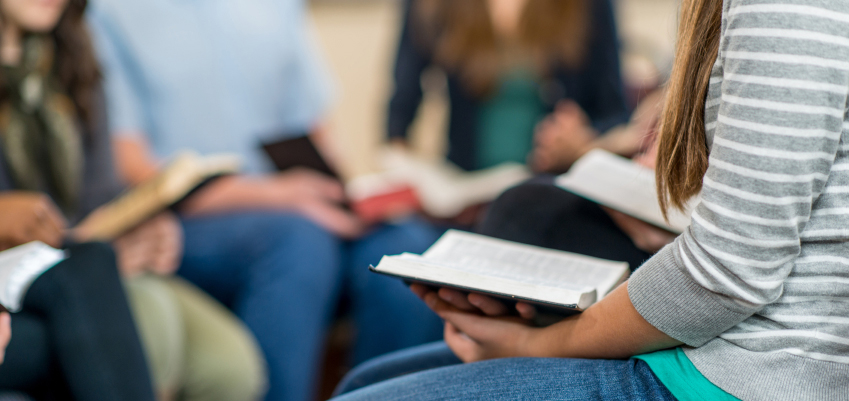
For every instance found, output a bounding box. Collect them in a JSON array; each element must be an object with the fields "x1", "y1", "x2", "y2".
[{"x1": 628, "y1": 244, "x2": 753, "y2": 347}]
